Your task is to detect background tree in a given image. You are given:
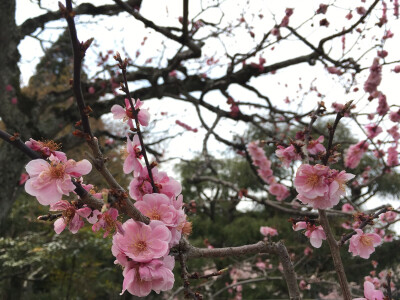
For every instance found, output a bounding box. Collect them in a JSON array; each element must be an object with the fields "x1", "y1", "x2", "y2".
[{"x1": 1, "y1": 0, "x2": 400, "y2": 299}]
